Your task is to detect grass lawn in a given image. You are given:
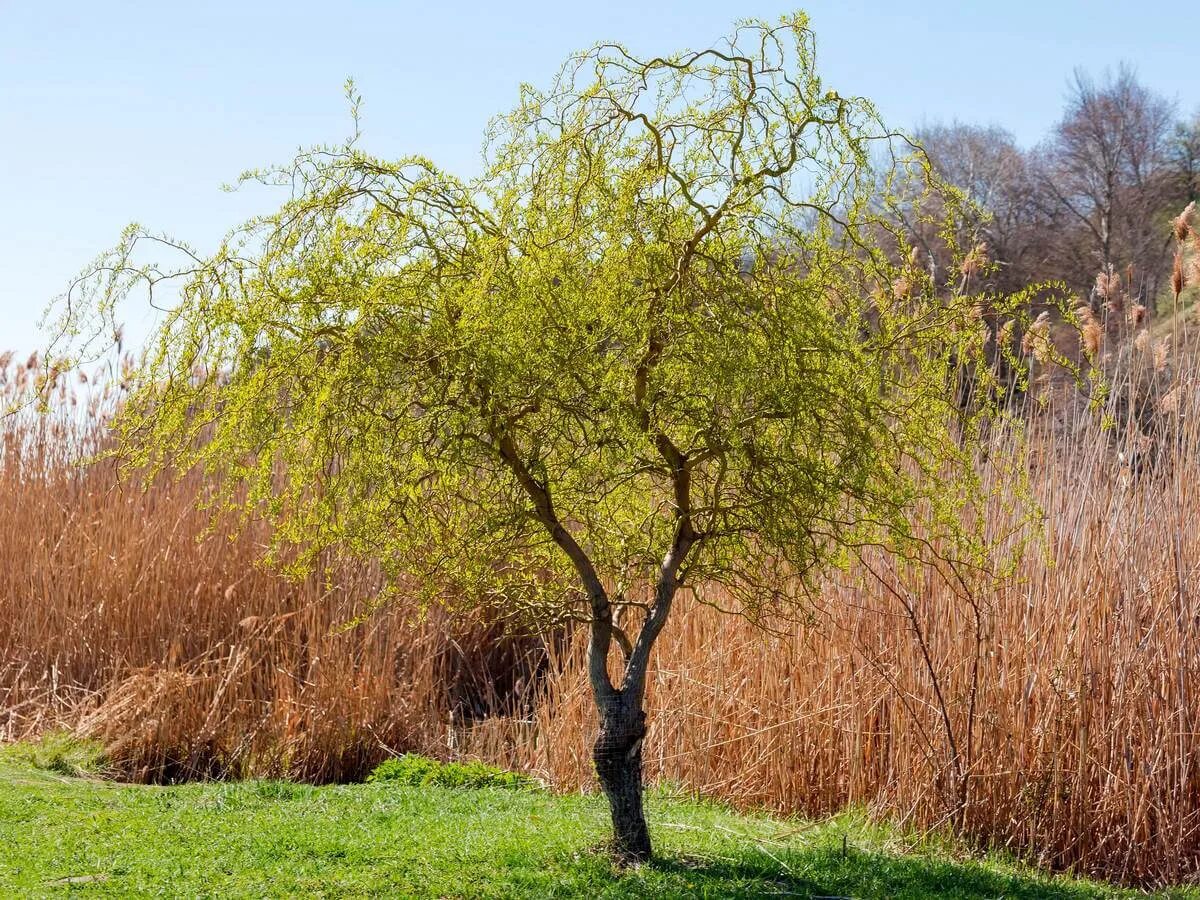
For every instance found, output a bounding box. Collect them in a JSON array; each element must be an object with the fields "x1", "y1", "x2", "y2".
[{"x1": 0, "y1": 740, "x2": 1190, "y2": 898}]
